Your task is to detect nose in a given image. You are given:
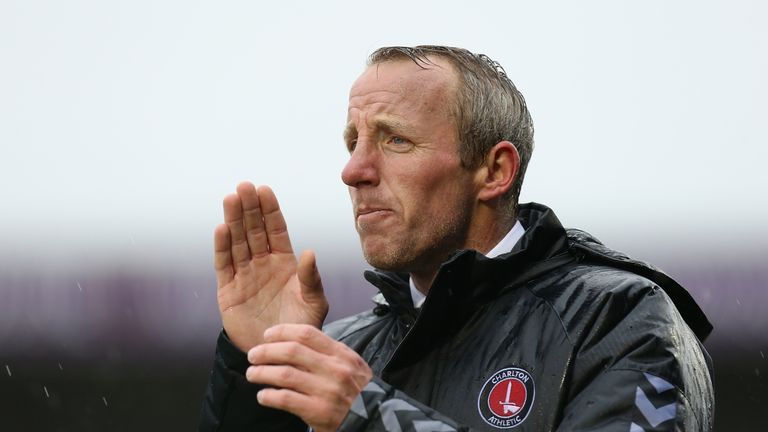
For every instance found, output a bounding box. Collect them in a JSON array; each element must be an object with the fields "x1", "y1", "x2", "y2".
[{"x1": 341, "y1": 141, "x2": 380, "y2": 188}]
